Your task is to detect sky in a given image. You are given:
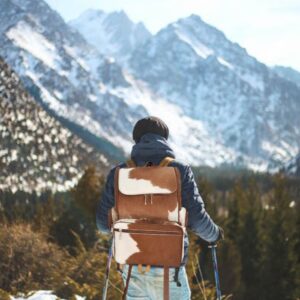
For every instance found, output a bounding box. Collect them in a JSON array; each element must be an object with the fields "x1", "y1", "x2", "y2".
[{"x1": 45, "y1": 0, "x2": 300, "y2": 71}]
